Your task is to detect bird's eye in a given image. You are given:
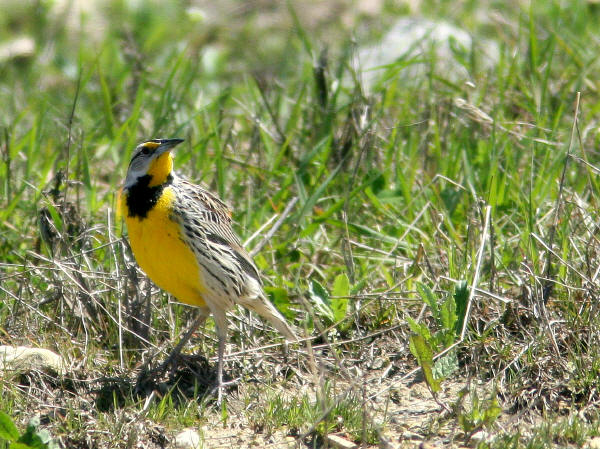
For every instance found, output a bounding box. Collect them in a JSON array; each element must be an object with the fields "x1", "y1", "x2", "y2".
[{"x1": 141, "y1": 146, "x2": 151, "y2": 155}]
